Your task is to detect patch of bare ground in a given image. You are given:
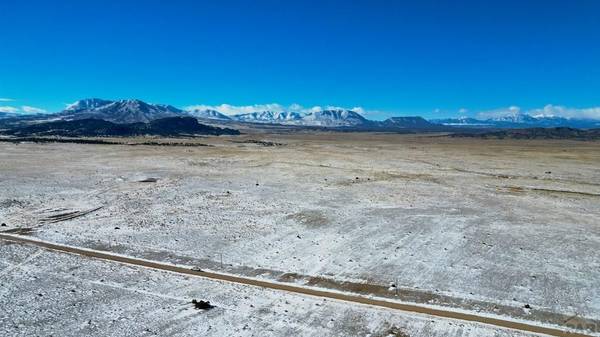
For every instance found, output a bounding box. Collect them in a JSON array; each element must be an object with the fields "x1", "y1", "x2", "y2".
[
  {"x1": 378, "y1": 325, "x2": 411, "y2": 337},
  {"x1": 0, "y1": 199, "x2": 28, "y2": 208},
  {"x1": 230, "y1": 139, "x2": 285, "y2": 146},
  {"x1": 286, "y1": 210, "x2": 329, "y2": 228},
  {"x1": 335, "y1": 172, "x2": 440, "y2": 186},
  {"x1": 500, "y1": 186, "x2": 600, "y2": 198},
  {"x1": 0, "y1": 137, "x2": 213, "y2": 147}
]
